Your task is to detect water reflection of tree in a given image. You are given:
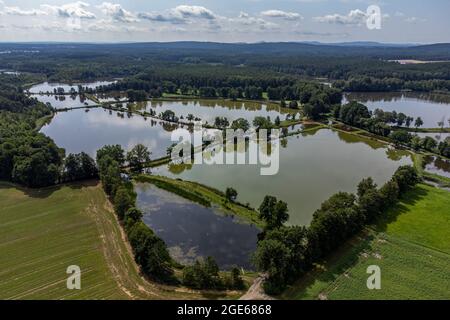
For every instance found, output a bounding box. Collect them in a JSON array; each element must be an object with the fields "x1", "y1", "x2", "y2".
[
  {"x1": 424, "y1": 156, "x2": 450, "y2": 176},
  {"x1": 335, "y1": 131, "x2": 384, "y2": 150},
  {"x1": 345, "y1": 92, "x2": 450, "y2": 105},
  {"x1": 385, "y1": 148, "x2": 410, "y2": 162},
  {"x1": 162, "y1": 122, "x2": 178, "y2": 132},
  {"x1": 168, "y1": 163, "x2": 193, "y2": 175}
]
